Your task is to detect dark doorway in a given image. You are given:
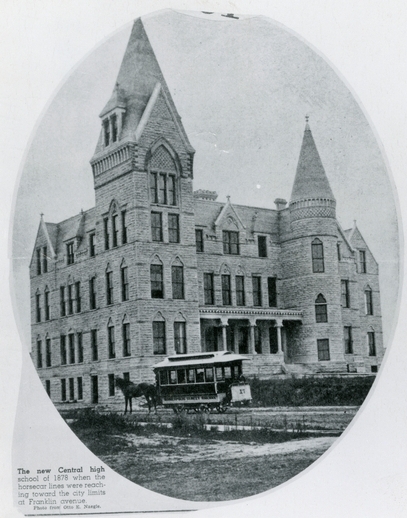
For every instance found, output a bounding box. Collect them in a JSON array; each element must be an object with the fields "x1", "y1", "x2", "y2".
[{"x1": 238, "y1": 327, "x2": 249, "y2": 354}]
